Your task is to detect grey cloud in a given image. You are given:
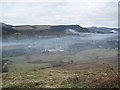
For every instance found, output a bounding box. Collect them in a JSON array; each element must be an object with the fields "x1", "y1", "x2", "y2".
[{"x1": 1, "y1": 1, "x2": 118, "y2": 27}]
